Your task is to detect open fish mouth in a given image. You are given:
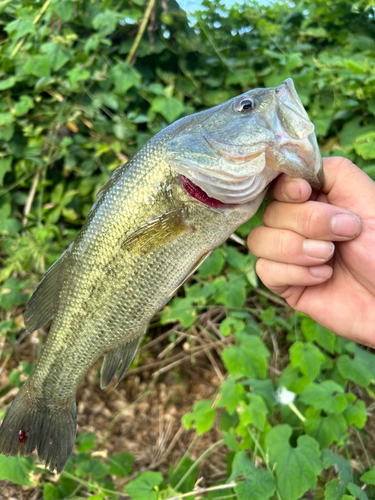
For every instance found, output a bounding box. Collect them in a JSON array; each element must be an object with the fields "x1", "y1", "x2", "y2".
[{"x1": 166, "y1": 78, "x2": 323, "y2": 207}]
